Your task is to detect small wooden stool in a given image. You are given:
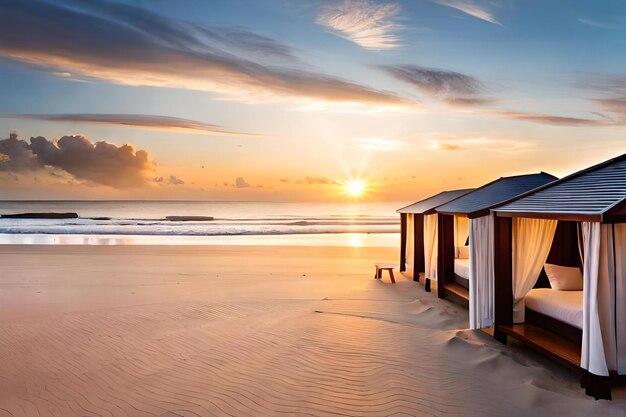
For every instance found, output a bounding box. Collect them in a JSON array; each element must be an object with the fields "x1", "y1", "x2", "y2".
[{"x1": 374, "y1": 263, "x2": 396, "y2": 283}]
